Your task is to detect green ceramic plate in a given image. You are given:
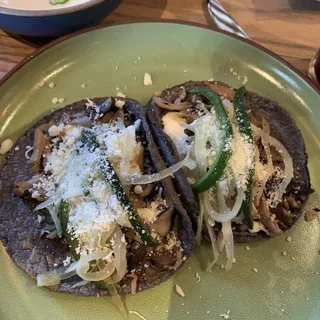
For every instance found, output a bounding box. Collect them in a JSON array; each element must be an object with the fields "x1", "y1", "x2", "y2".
[{"x1": 0, "y1": 21, "x2": 319, "y2": 320}]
